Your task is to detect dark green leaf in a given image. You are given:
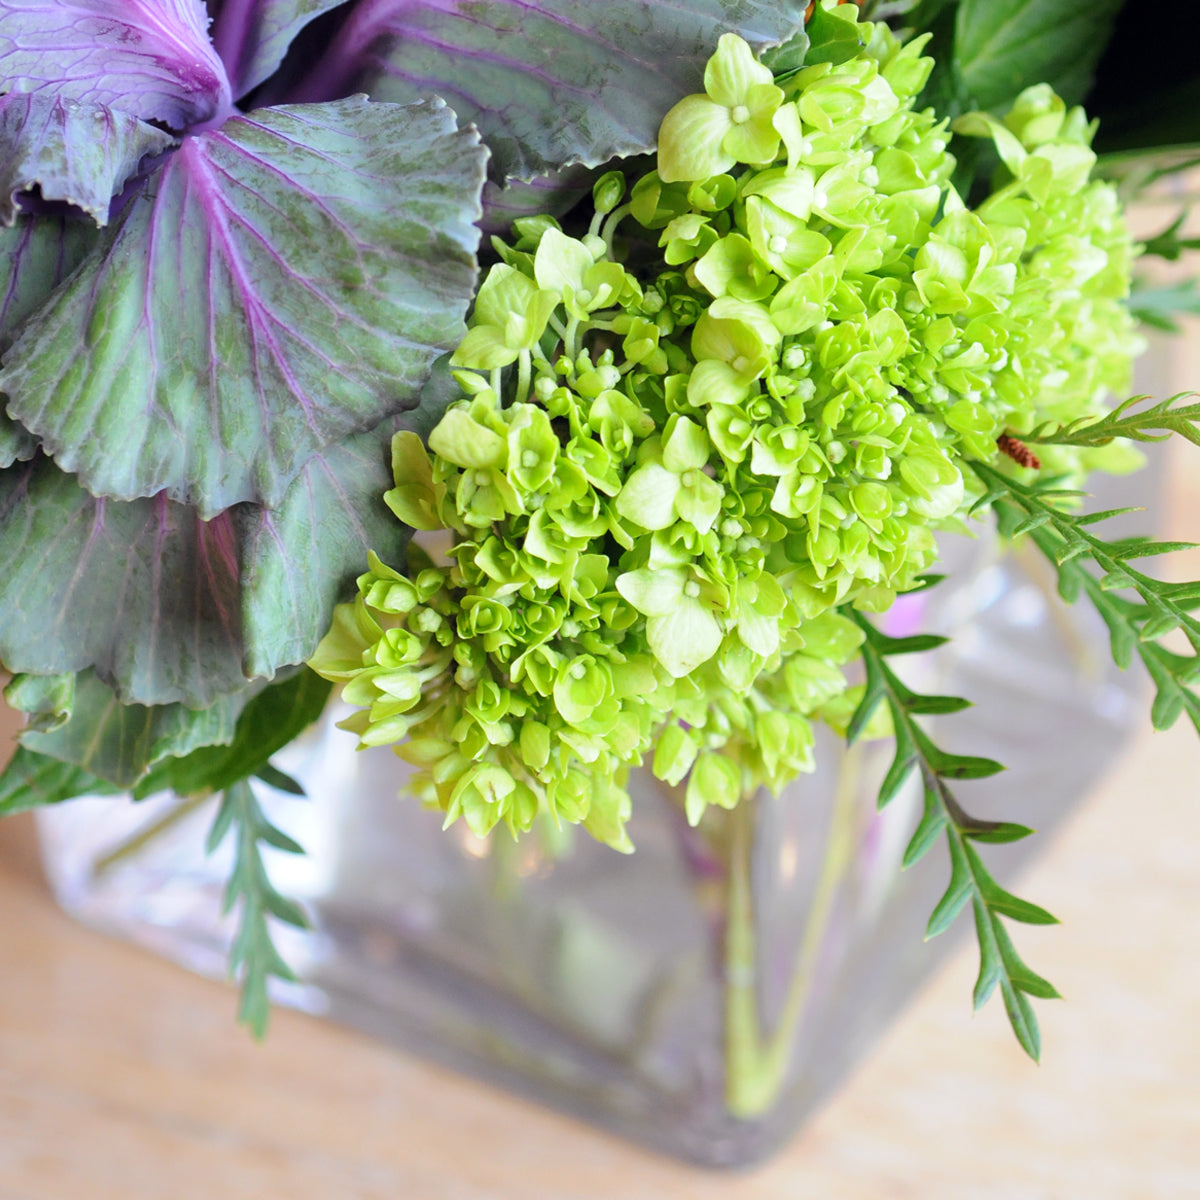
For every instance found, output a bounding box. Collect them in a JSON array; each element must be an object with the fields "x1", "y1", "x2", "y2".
[
  {"x1": 954, "y1": 0, "x2": 1123, "y2": 110},
  {"x1": 902, "y1": 783, "x2": 948, "y2": 868},
  {"x1": 878, "y1": 724, "x2": 919, "y2": 809},
  {"x1": 0, "y1": 458, "x2": 251, "y2": 707},
  {"x1": 255, "y1": 764, "x2": 305, "y2": 795},
  {"x1": 133, "y1": 669, "x2": 331, "y2": 800}
]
